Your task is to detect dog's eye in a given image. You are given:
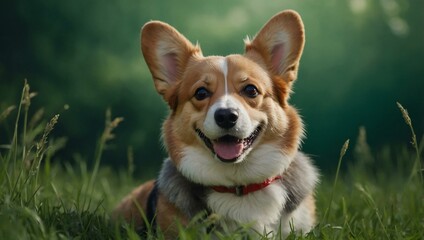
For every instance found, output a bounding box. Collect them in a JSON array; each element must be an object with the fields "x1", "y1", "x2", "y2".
[
  {"x1": 194, "y1": 87, "x2": 211, "y2": 101},
  {"x1": 242, "y1": 85, "x2": 259, "y2": 98}
]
